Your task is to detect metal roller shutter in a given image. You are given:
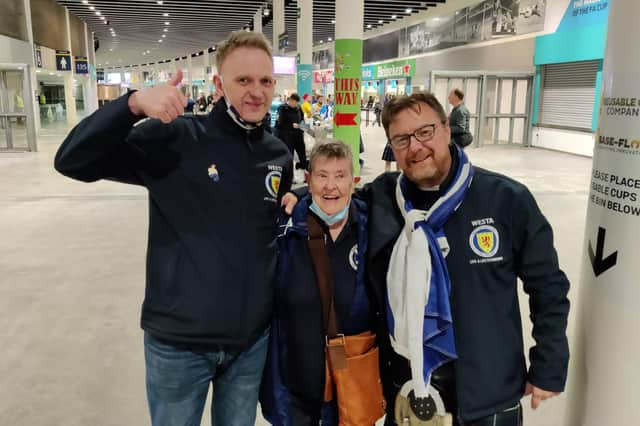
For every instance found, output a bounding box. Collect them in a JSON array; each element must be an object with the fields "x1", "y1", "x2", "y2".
[{"x1": 539, "y1": 60, "x2": 600, "y2": 131}]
